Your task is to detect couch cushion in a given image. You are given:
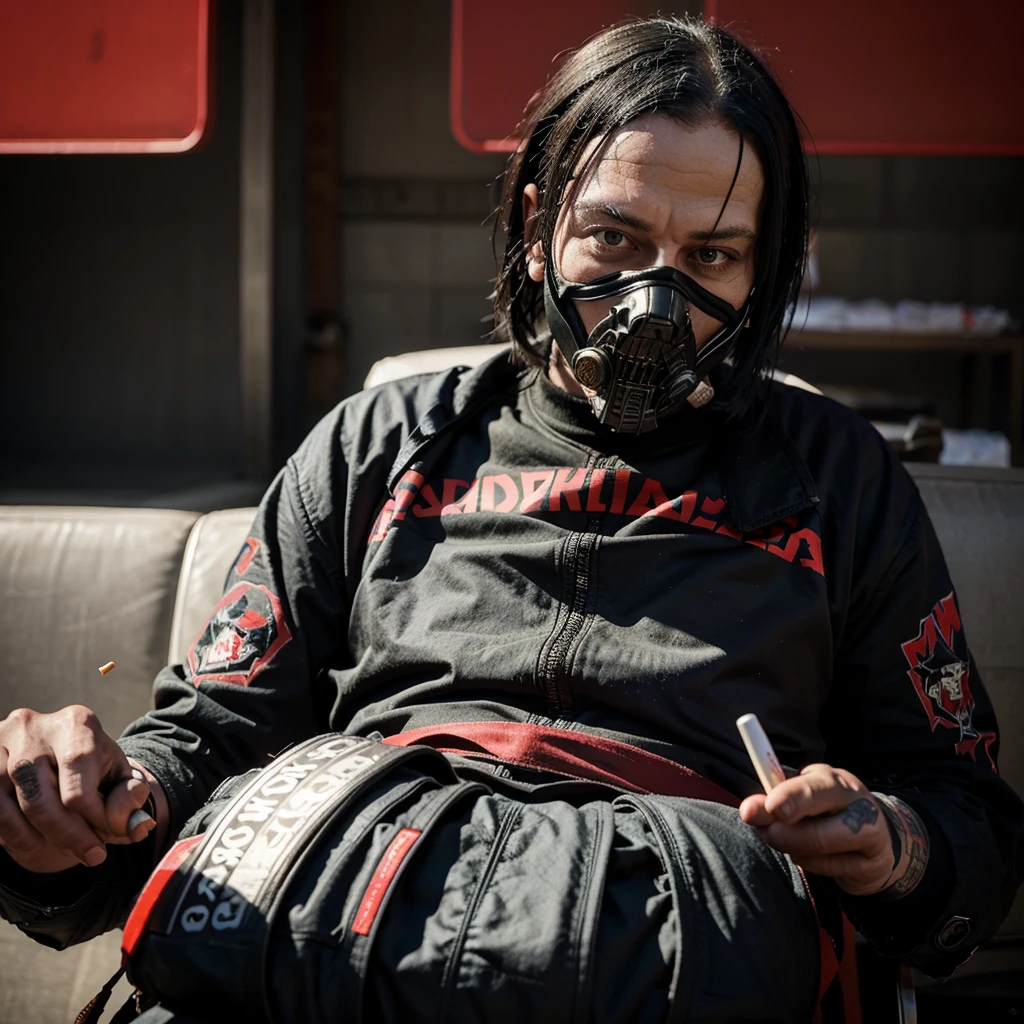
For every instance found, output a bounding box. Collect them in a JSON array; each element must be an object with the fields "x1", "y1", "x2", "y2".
[
  {"x1": 167, "y1": 507, "x2": 259, "y2": 665},
  {"x1": 0, "y1": 924, "x2": 132, "y2": 1024},
  {"x1": 0, "y1": 506, "x2": 199, "y2": 737}
]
